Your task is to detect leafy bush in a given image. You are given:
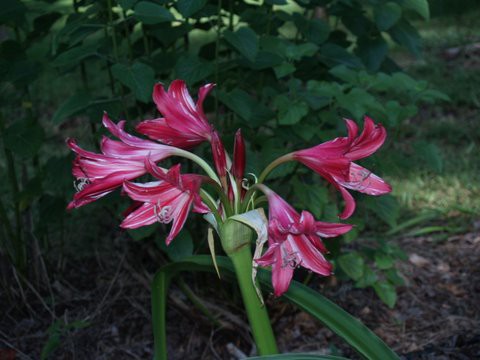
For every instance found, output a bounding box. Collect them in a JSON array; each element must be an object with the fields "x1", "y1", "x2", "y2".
[{"x1": 0, "y1": 0, "x2": 445, "y2": 306}]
